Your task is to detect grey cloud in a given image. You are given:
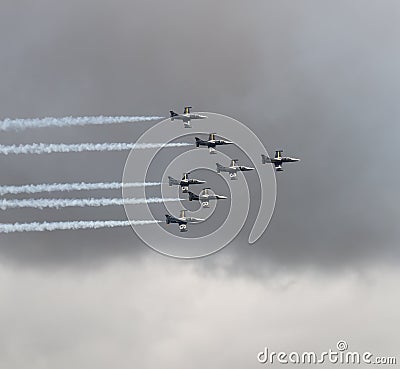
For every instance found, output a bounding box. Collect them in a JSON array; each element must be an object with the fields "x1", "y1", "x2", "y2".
[{"x1": 0, "y1": 260, "x2": 398, "y2": 368}]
